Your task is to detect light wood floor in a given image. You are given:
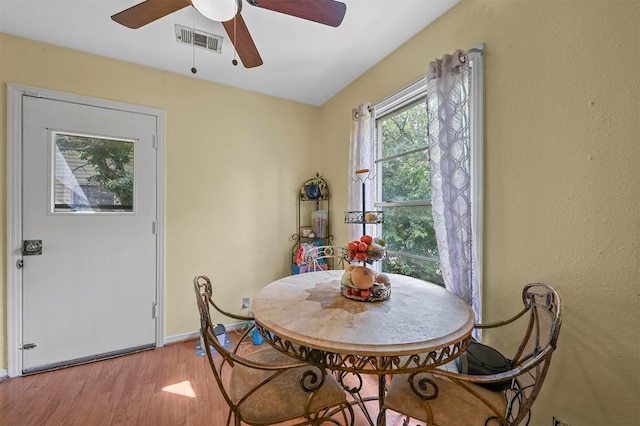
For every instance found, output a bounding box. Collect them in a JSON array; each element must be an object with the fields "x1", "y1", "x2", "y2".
[{"x1": 0, "y1": 336, "x2": 408, "y2": 426}]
